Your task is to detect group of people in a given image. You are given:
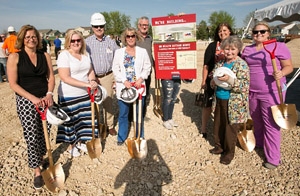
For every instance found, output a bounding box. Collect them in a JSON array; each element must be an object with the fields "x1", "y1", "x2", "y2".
[
  {"x1": 5, "y1": 13, "x2": 293, "y2": 190},
  {"x1": 201, "y1": 22, "x2": 293, "y2": 168}
]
